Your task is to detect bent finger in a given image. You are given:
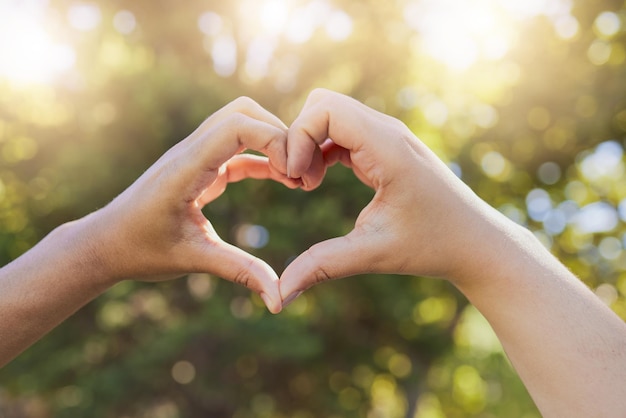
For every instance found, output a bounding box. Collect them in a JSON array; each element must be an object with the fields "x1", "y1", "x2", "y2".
[
  {"x1": 197, "y1": 155, "x2": 301, "y2": 206},
  {"x1": 224, "y1": 154, "x2": 300, "y2": 187},
  {"x1": 279, "y1": 230, "x2": 379, "y2": 307},
  {"x1": 194, "y1": 96, "x2": 287, "y2": 138},
  {"x1": 287, "y1": 89, "x2": 400, "y2": 180},
  {"x1": 197, "y1": 154, "x2": 302, "y2": 207},
  {"x1": 181, "y1": 115, "x2": 289, "y2": 188},
  {"x1": 320, "y1": 142, "x2": 373, "y2": 188},
  {"x1": 201, "y1": 238, "x2": 283, "y2": 313},
  {"x1": 299, "y1": 145, "x2": 326, "y2": 191}
]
